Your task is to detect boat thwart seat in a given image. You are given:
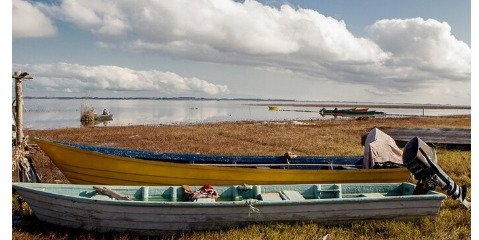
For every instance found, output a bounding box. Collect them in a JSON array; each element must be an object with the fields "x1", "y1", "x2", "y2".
[{"x1": 259, "y1": 190, "x2": 306, "y2": 201}]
